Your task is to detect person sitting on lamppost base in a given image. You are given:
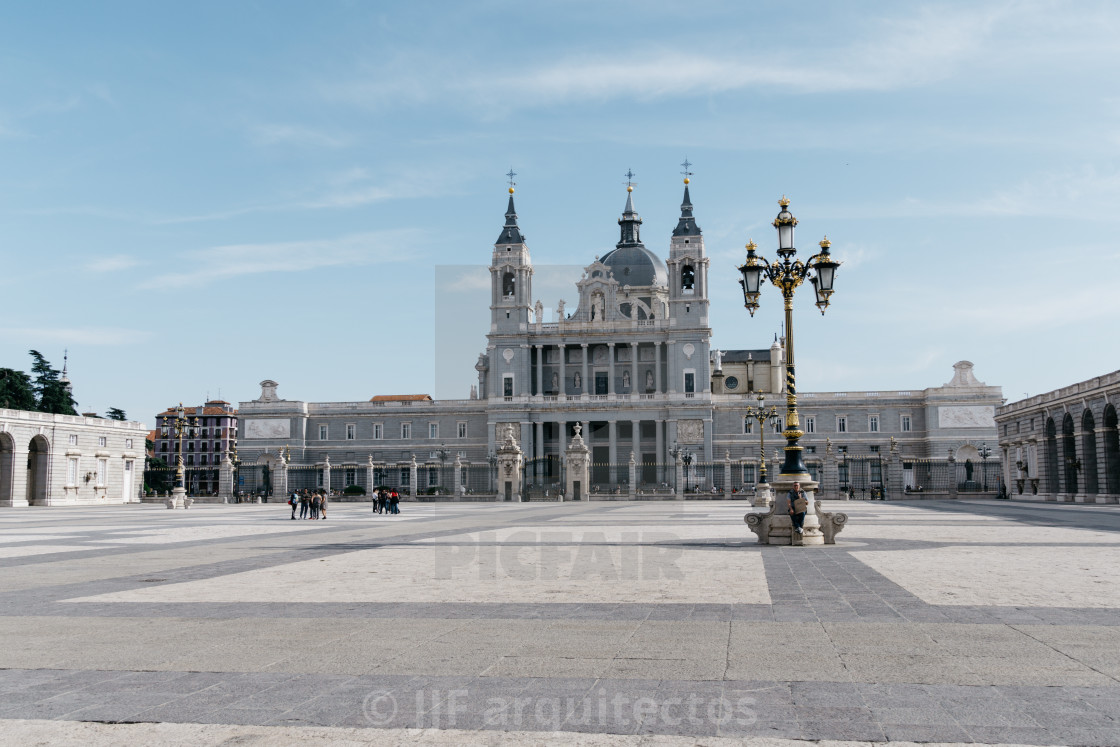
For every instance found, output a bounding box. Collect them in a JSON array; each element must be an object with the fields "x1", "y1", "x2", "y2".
[{"x1": 788, "y1": 481, "x2": 808, "y2": 535}]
